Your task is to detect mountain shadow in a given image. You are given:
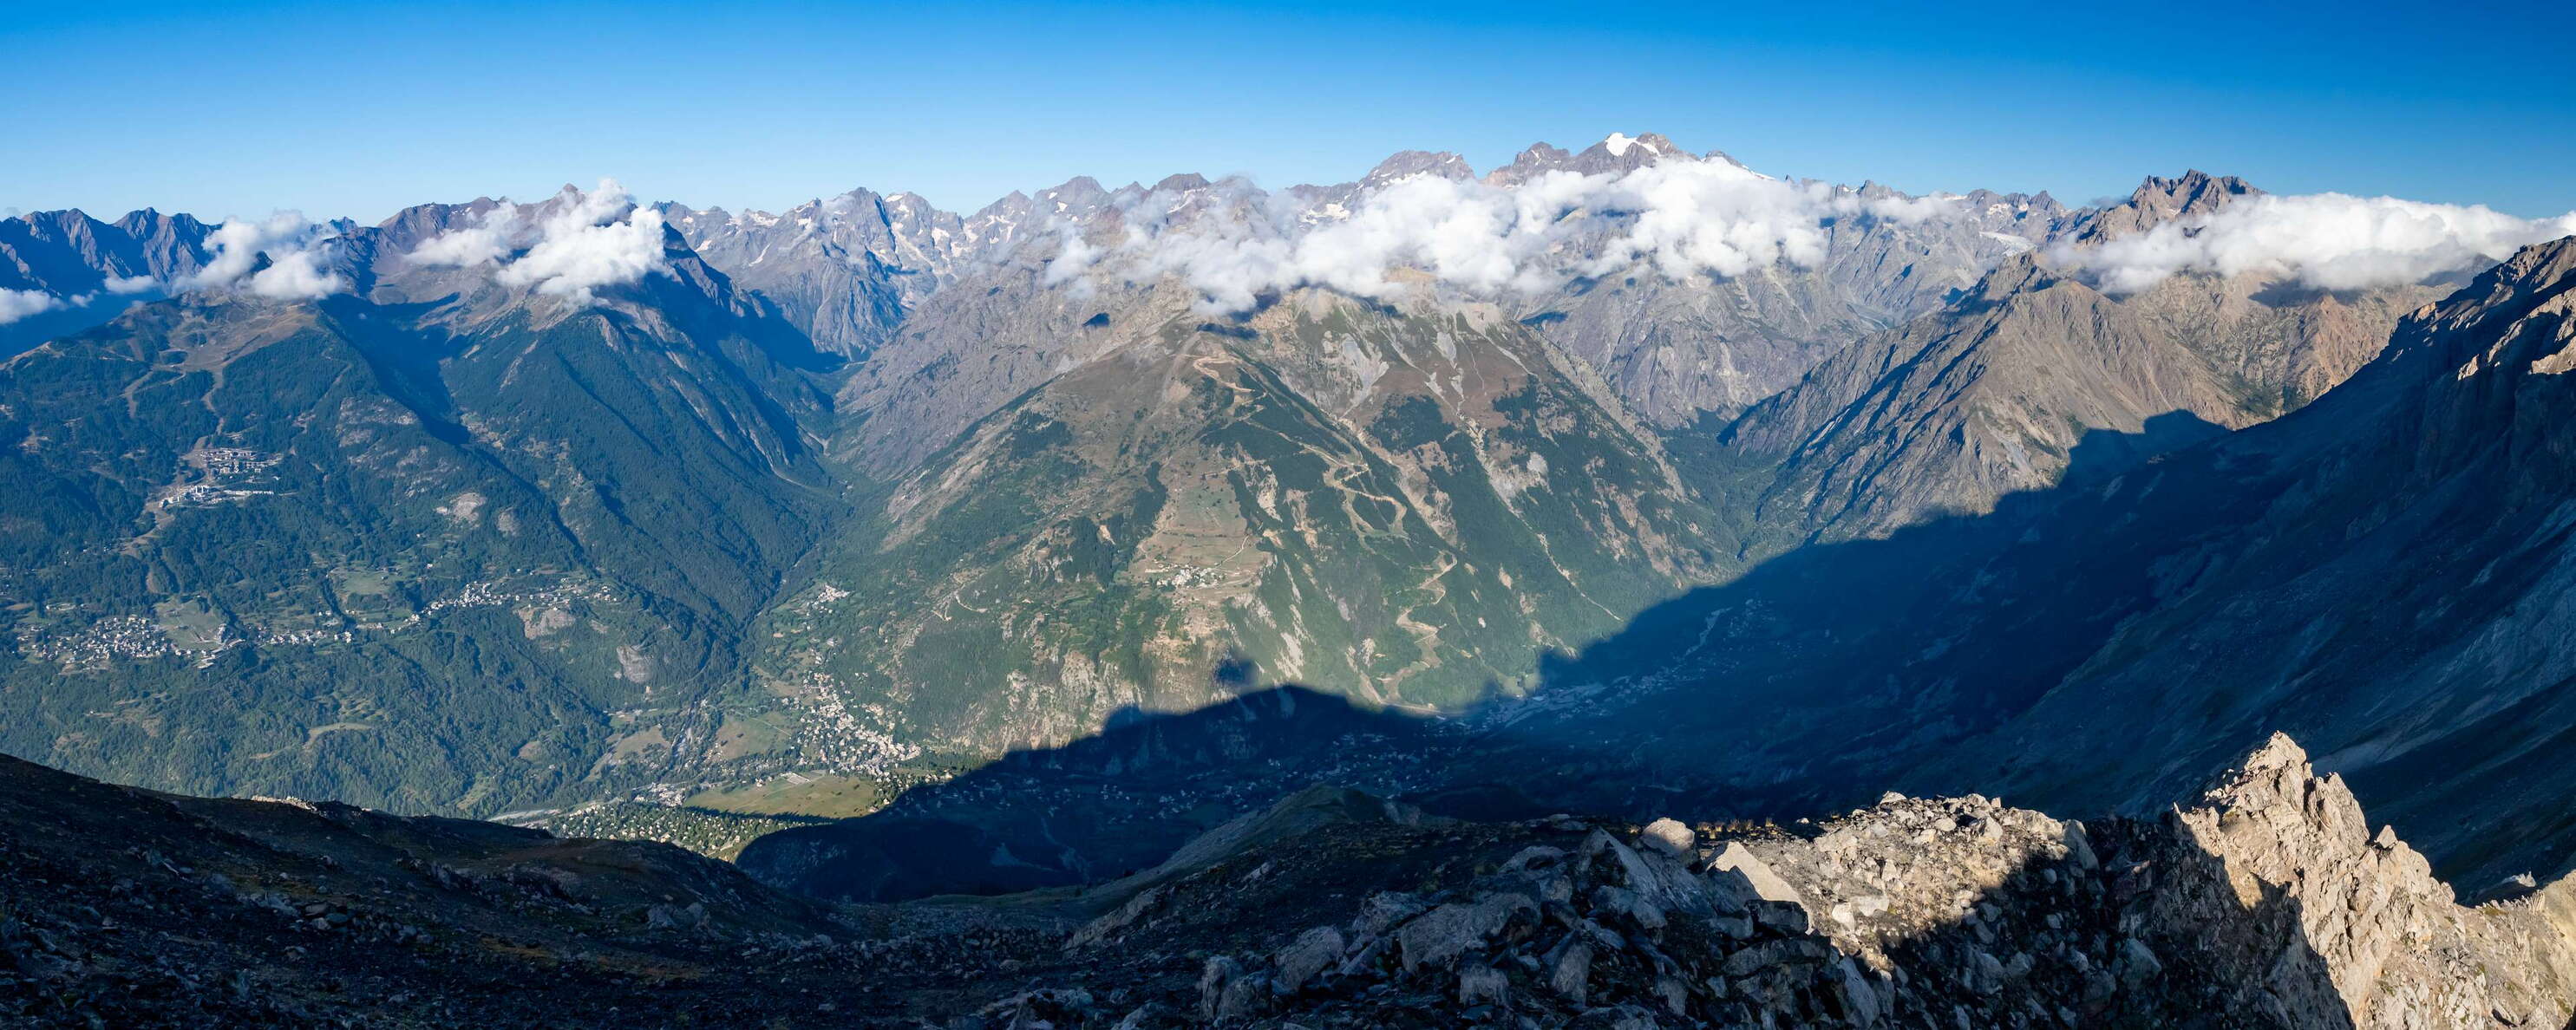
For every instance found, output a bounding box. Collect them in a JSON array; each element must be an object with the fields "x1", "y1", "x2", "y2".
[
  {"x1": 739, "y1": 414, "x2": 2228, "y2": 903},
  {"x1": 1473, "y1": 410, "x2": 2248, "y2": 823},
  {"x1": 736, "y1": 686, "x2": 1465, "y2": 901}
]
